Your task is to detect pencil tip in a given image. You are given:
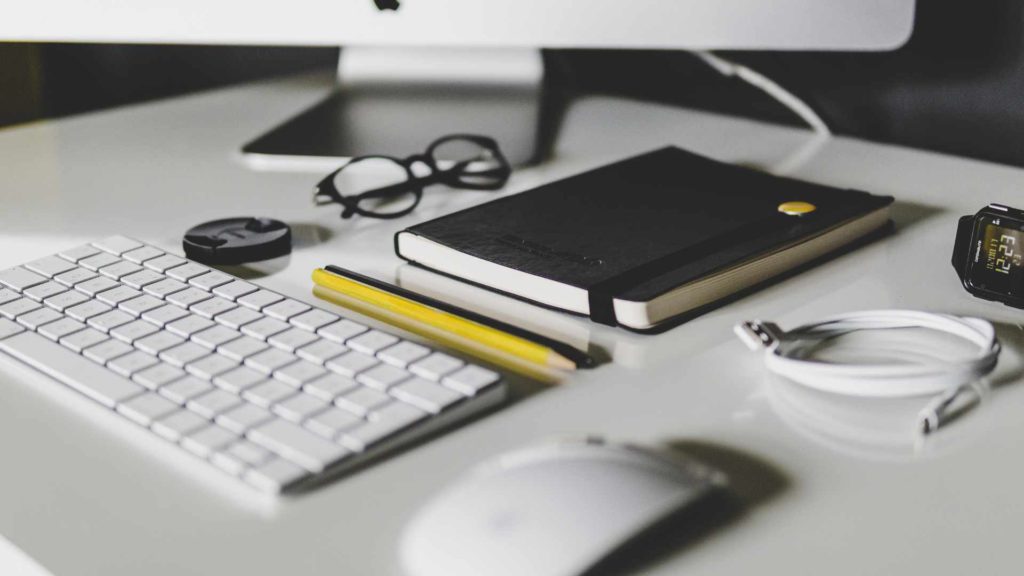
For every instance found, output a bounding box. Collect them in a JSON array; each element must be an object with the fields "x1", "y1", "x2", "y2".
[{"x1": 549, "y1": 354, "x2": 578, "y2": 371}]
